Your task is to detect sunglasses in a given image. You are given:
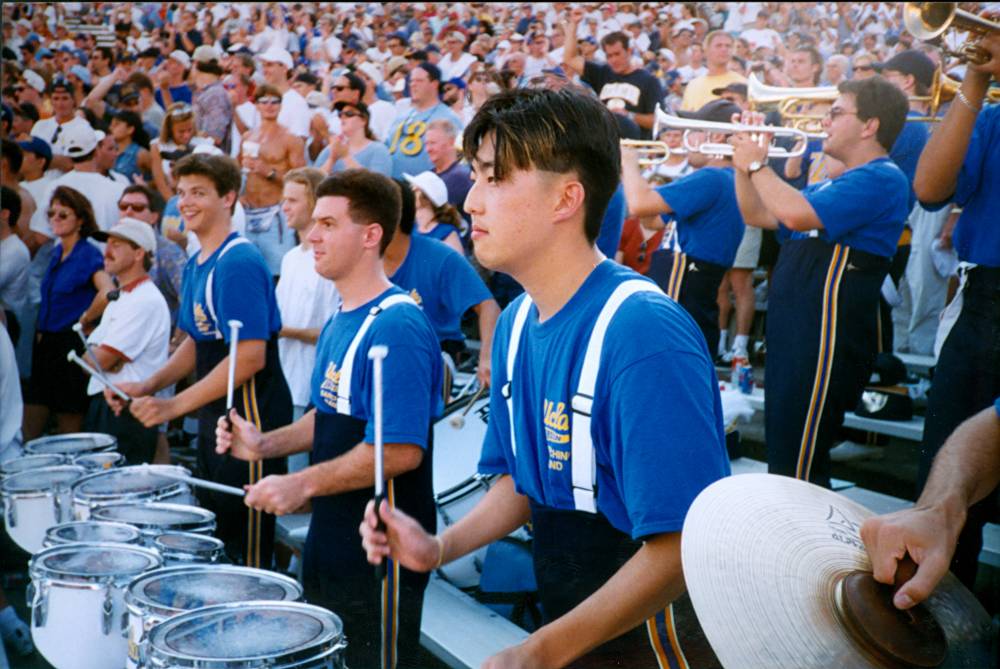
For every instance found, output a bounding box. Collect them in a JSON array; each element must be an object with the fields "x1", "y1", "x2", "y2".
[
  {"x1": 340, "y1": 110, "x2": 363, "y2": 118},
  {"x1": 118, "y1": 201, "x2": 148, "y2": 213},
  {"x1": 47, "y1": 210, "x2": 73, "y2": 221},
  {"x1": 856, "y1": 64, "x2": 874, "y2": 71},
  {"x1": 331, "y1": 84, "x2": 348, "y2": 91},
  {"x1": 256, "y1": 96, "x2": 281, "y2": 105},
  {"x1": 223, "y1": 82, "x2": 238, "y2": 90}
]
